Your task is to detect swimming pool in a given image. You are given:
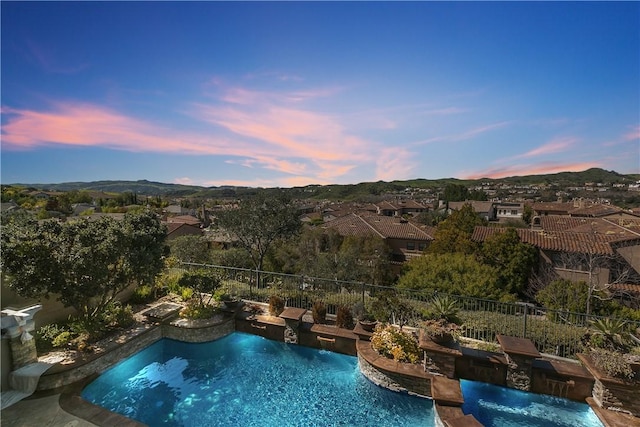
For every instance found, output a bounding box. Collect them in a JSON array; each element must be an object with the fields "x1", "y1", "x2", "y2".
[
  {"x1": 82, "y1": 333, "x2": 603, "y2": 427},
  {"x1": 460, "y1": 379, "x2": 603, "y2": 427},
  {"x1": 82, "y1": 333, "x2": 434, "y2": 426}
]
